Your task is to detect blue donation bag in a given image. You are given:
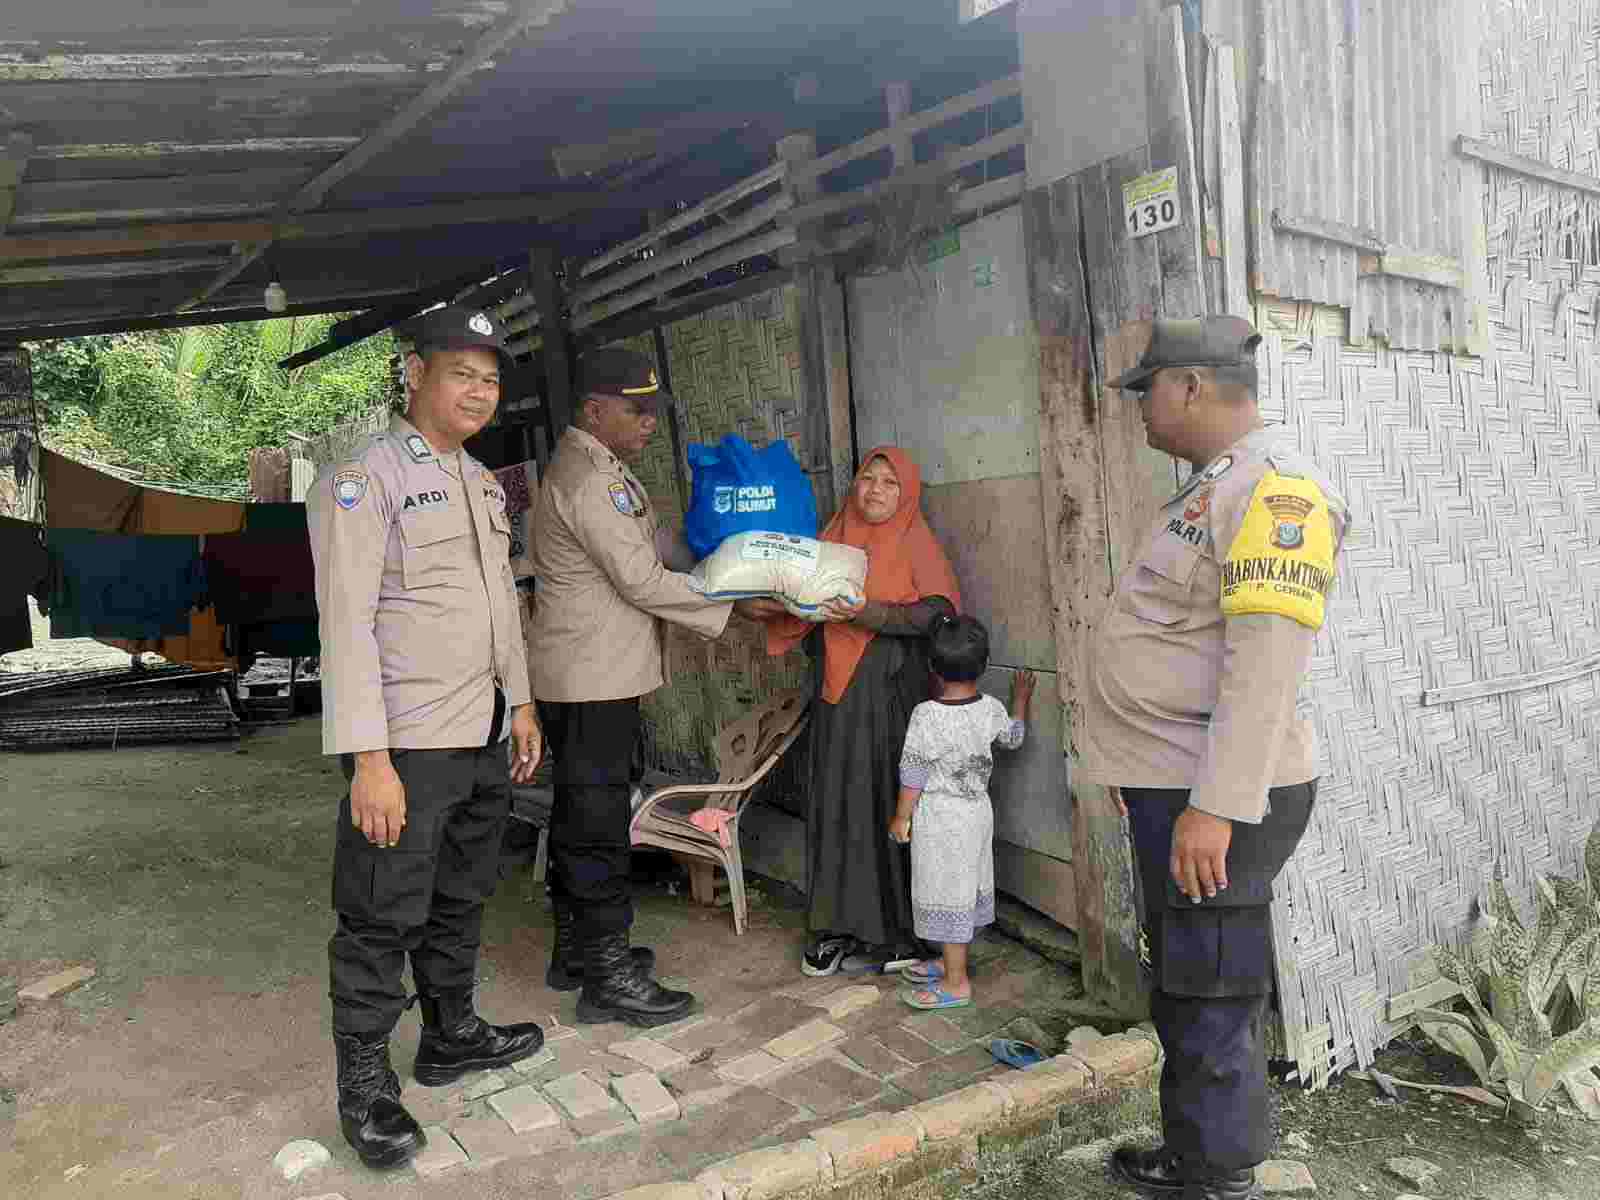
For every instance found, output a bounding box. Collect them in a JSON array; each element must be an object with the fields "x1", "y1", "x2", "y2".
[{"x1": 684, "y1": 434, "x2": 818, "y2": 560}]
